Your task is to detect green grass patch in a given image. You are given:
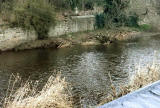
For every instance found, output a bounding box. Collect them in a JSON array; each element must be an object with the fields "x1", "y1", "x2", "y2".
[
  {"x1": 129, "y1": 24, "x2": 152, "y2": 32},
  {"x1": 139, "y1": 24, "x2": 152, "y2": 31}
]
